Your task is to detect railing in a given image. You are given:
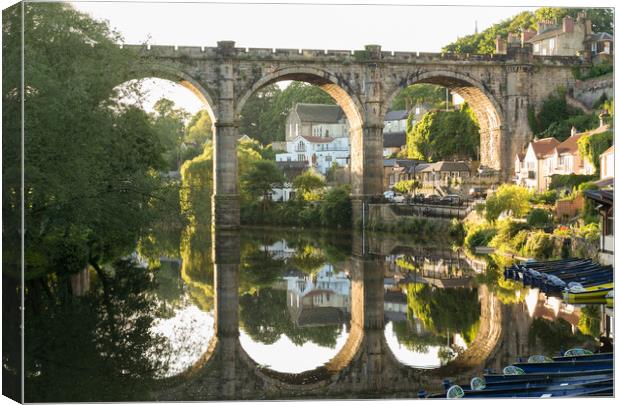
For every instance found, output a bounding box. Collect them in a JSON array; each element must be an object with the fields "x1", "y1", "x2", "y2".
[{"x1": 389, "y1": 202, "x2": 473, "y2": 220}]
